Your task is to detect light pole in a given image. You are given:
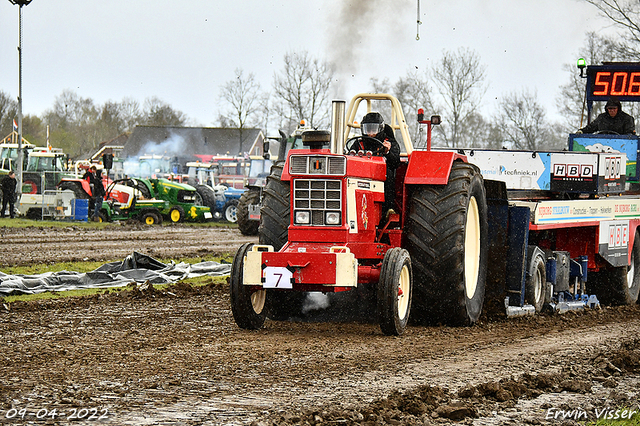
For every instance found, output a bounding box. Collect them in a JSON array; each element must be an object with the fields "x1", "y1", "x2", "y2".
[{"x1": 8, "y1": 0, "x2": 33, "y2": 198}]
